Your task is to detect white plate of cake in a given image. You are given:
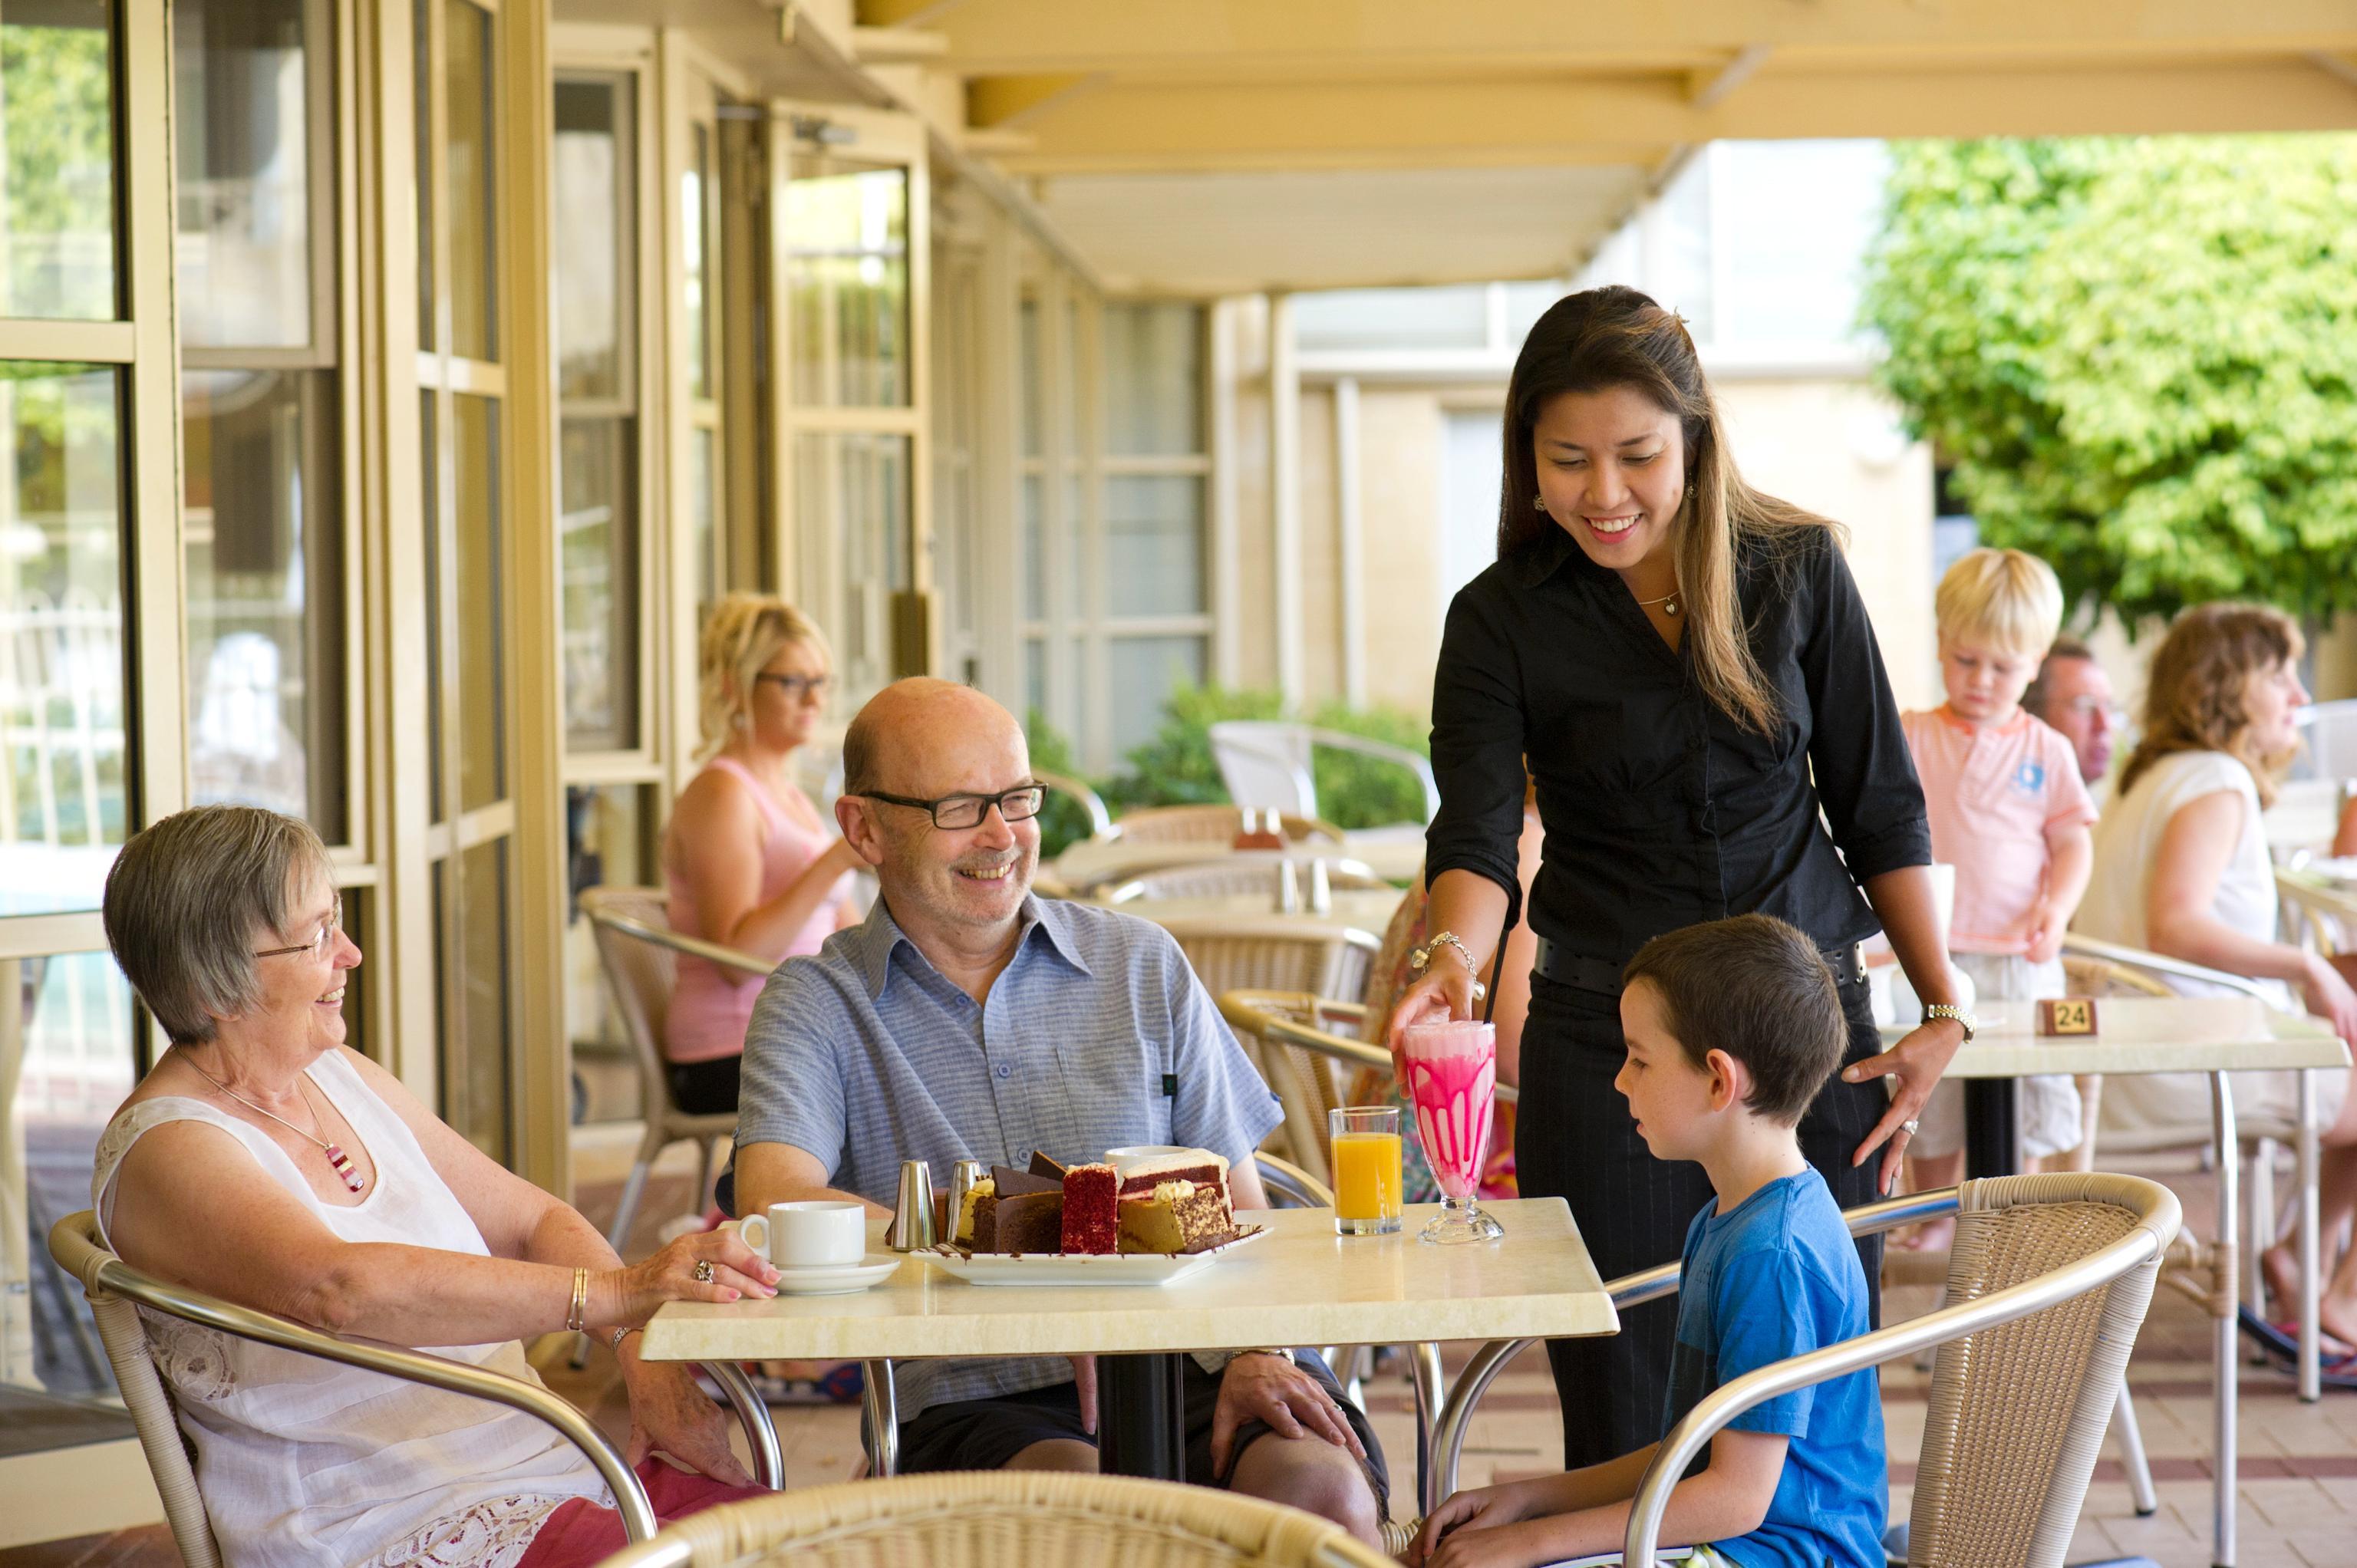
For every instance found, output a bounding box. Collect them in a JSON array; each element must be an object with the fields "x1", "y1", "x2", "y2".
[{"x1": 925, "y1": 1148, "x2": 1270, "y2": 1286}]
